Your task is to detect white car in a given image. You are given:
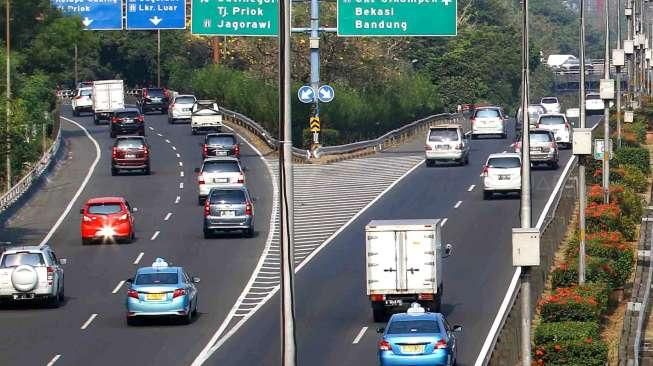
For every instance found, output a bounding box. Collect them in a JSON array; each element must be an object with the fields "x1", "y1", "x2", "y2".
[
  {"x1": 585, "y1": 93, "x2": 604, "y2": 116},
  {"x1": 482, "y1": 153, "x2": 522, "y2": 199},
  {"x1": 537, "y1": 113, "x2": 572, "y2": 148},
  {"x1": 540, "y1": 97, "x2": 561, "y2": 113},
  {"x1": 424, "y1": 124, "x2": 470, "y2": 166},
  {"x1": 168, "y1": 94, "x2": 197, "y2": 124},
  {"x1": 72, "y1": 87, "x2": 93, "y2": 116},
  {"x1": 191, "y1": 100, "x2": 223, "y2": 135},
  {"x1": 471, "y1": 106, "x2": 506, "y2": 139},
  {"x1": 196, "y1": 157, "x2": 245, "y2": 204},
  {"x1": 0, "y1": 245, "x2": 66, "y2": 307}
]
